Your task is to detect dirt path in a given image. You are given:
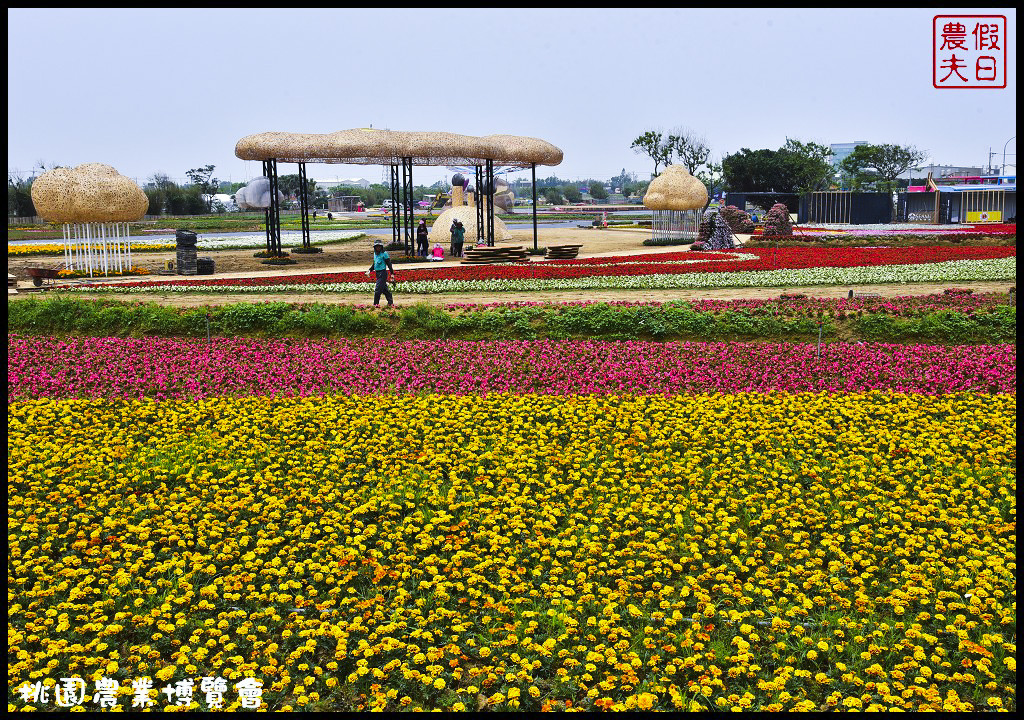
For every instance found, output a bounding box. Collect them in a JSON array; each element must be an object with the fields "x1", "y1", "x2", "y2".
[
  {"x1": 8, "y1": 228, "x2": 660, "y2": 286},
  {"x1": 14, "y1": 281, "x2": 1014, "y2": 308},
  {"x1": 10, "y1": 227, "x2": 1015, "y2": 305}
]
